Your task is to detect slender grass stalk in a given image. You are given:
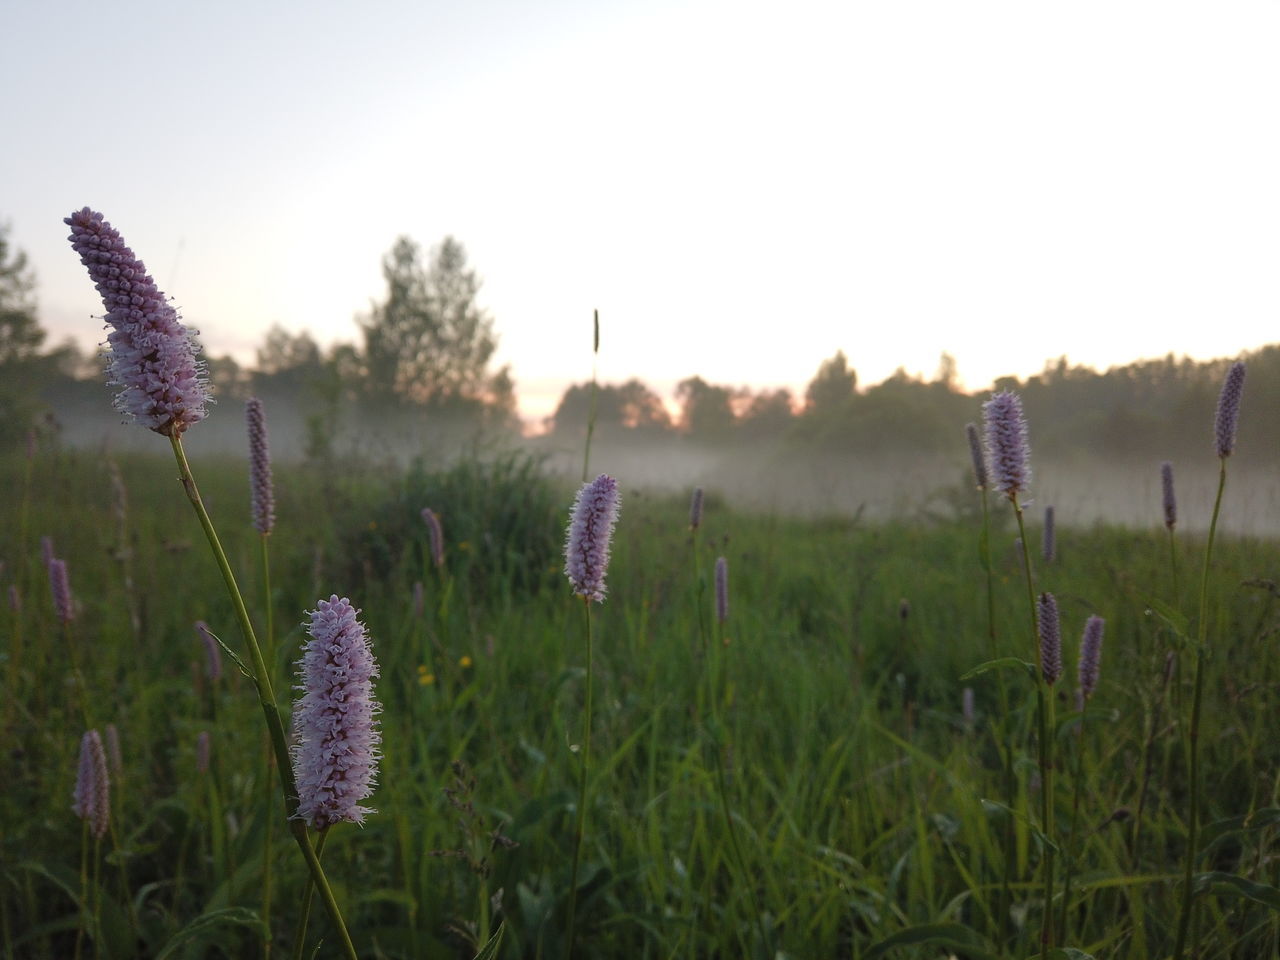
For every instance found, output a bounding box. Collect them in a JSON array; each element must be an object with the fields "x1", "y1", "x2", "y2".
[
  {"x1": 1014, "y1": 502, "x2": 1055, "y2": 956},
  {"x1": 565, "y1": 596, "x2": 593, "y2": 959},
  {"x1": 581, "y1": 309, "x2": 599, "y2": 483},
  {"x1": 260, "y1": 533, "x2": 275, "y2": 960},
  {"x1": 707, "y1": 580, "x2": 770, "y2": 955},
  {"x1": 291, "y1": 829, "x2": 330, "y2": 960},
  {"x1": 1172, "y1": 459, "x2": 1228, "y2": 959},
  {"x1": 167, "y1": 434, "x2": 358, "y2": 960}
]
